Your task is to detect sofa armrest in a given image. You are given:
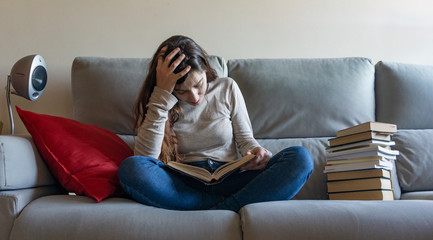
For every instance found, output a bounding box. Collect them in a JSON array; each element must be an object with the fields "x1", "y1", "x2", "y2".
[
  {"x1": 0, "y1": 186, "x2": 65, "y2": 240},
  {"x1": 0, "y1": 135, "x2": 57, "y2": 190}
]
